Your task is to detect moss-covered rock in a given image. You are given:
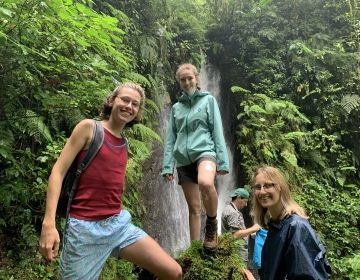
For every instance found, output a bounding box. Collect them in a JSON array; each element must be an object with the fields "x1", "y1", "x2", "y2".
[{"x1": 177, "y1": 233, "x2": 246, "y2": 280}]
